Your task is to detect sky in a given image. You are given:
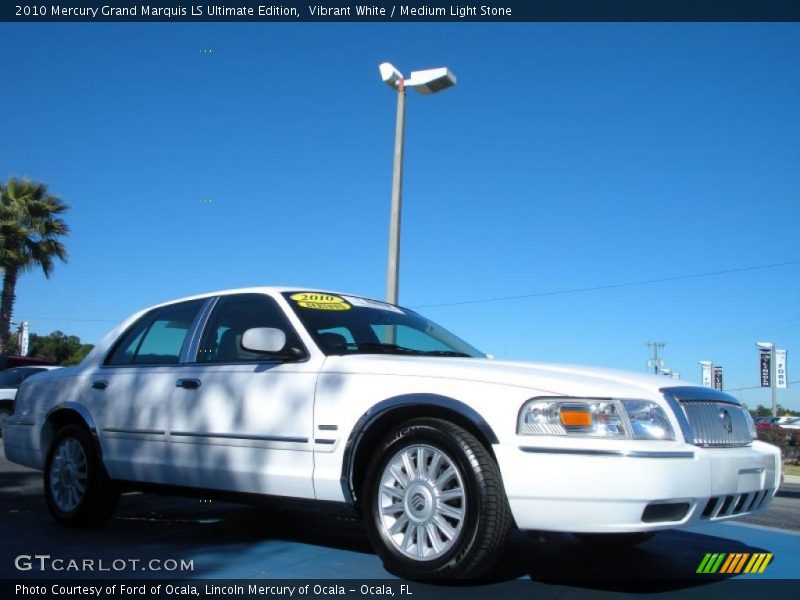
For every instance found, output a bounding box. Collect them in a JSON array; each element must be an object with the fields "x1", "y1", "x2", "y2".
[{"x1": 1, "y1": 23, "x2": 798, "y2": 409}]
